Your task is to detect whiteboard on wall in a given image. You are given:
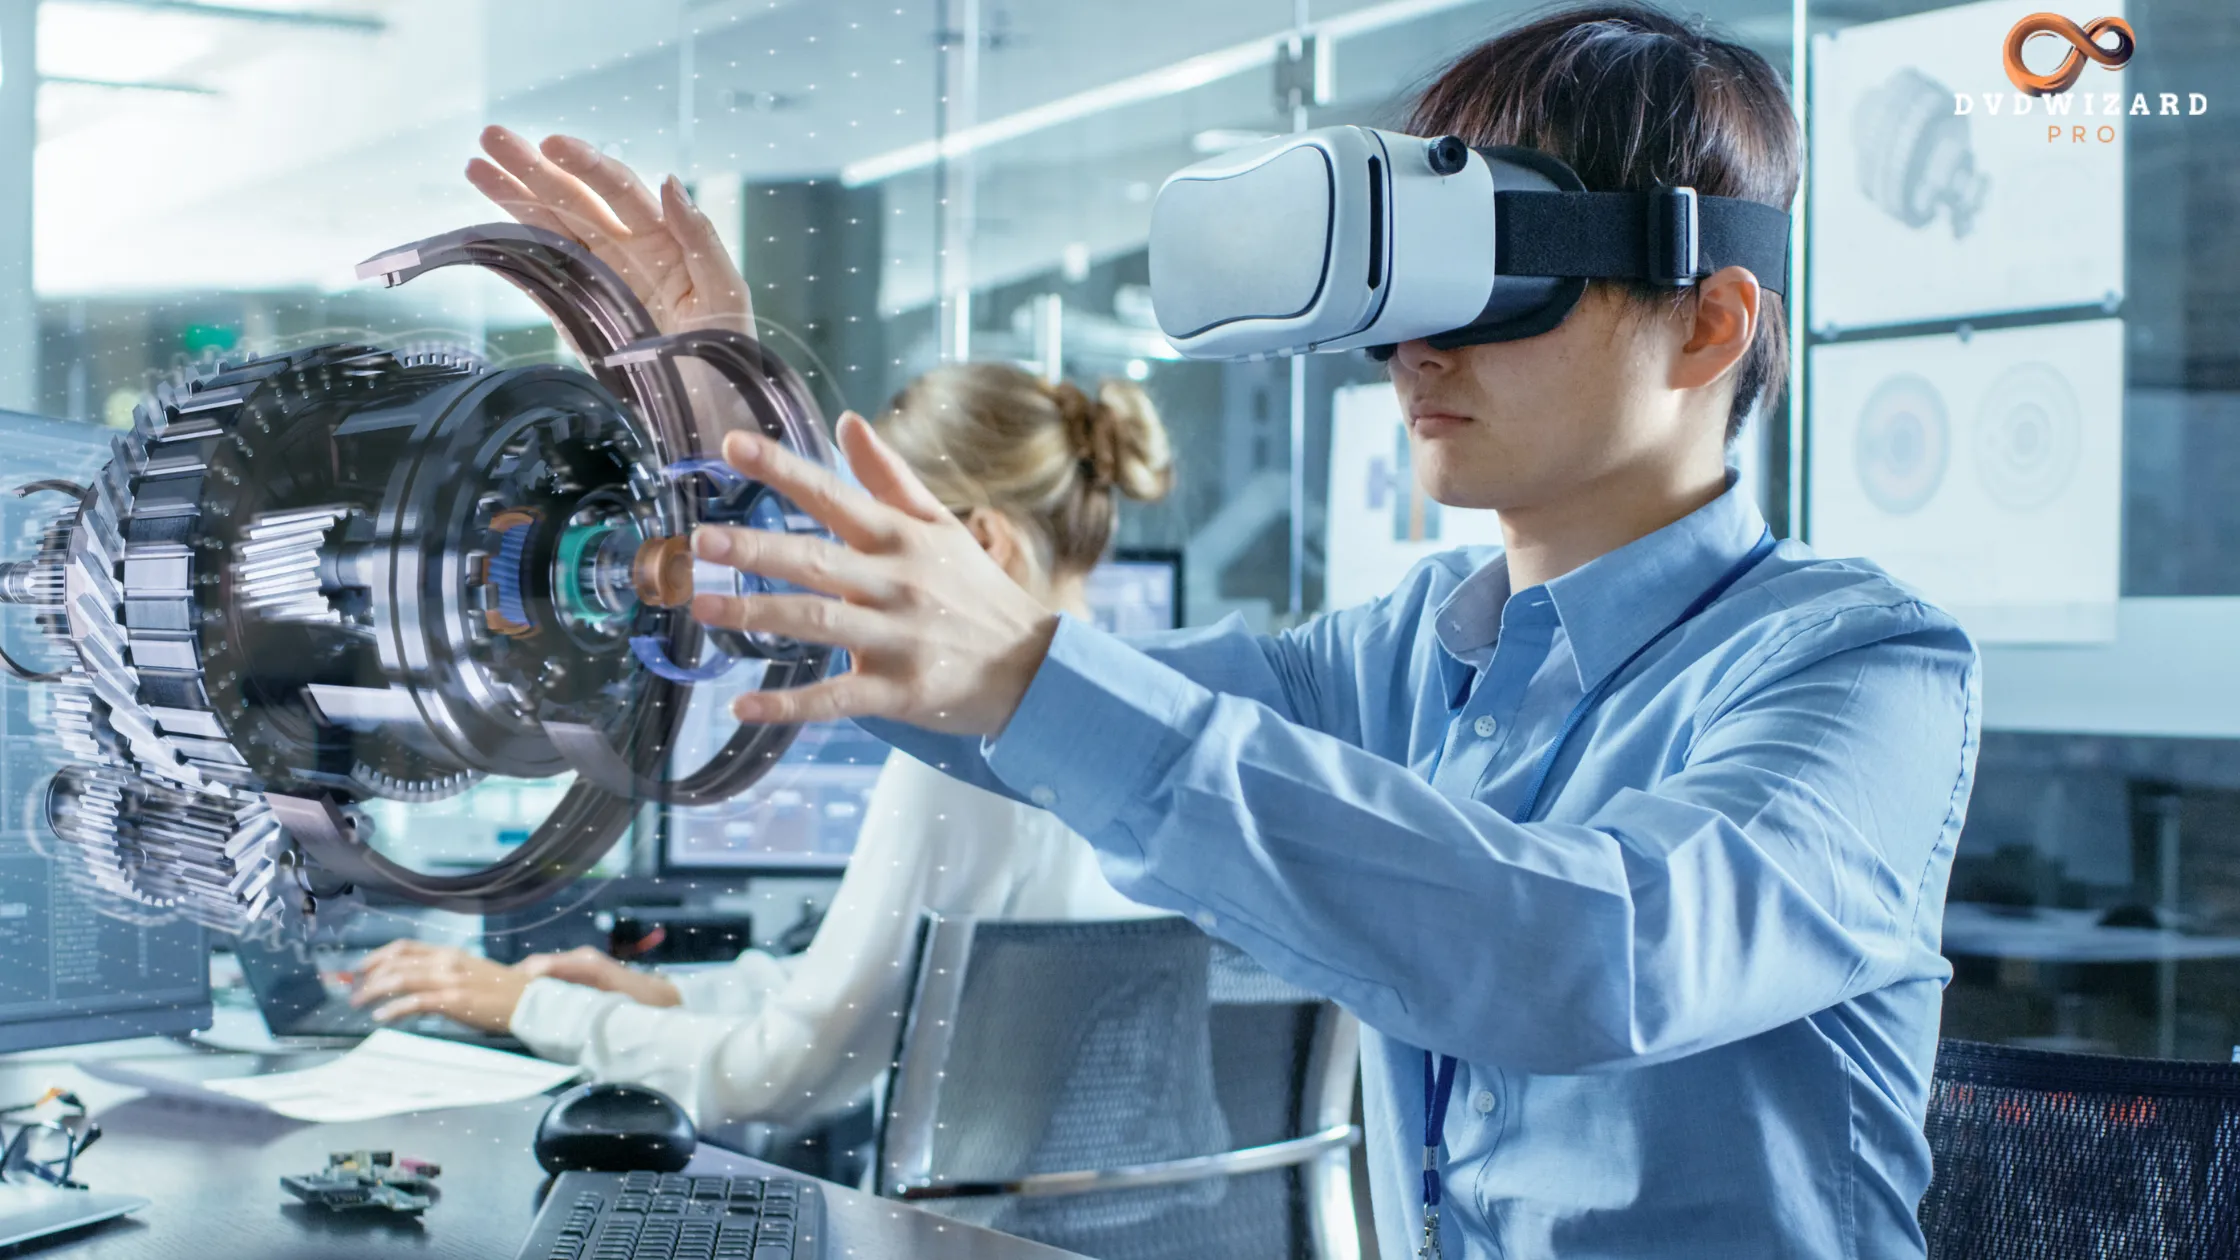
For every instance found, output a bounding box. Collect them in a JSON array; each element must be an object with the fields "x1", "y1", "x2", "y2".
[
  {"x1": 1808, "y1": 0, "x2": 2125, "y2": 331},
  {"x1": 1324, "y1": 383, "x2": 1503, "y2": 611},
  {"x1": 1808, "y1": 319, "x2": 2123, "y2": 642}
]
